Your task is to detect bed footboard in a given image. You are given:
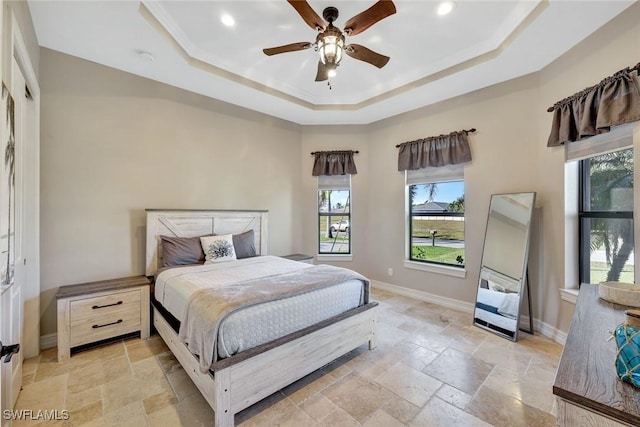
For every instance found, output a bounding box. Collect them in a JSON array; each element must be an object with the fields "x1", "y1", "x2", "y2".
[{"x1": 153, "y1": 303, "x2": 378, "y2": 427}]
